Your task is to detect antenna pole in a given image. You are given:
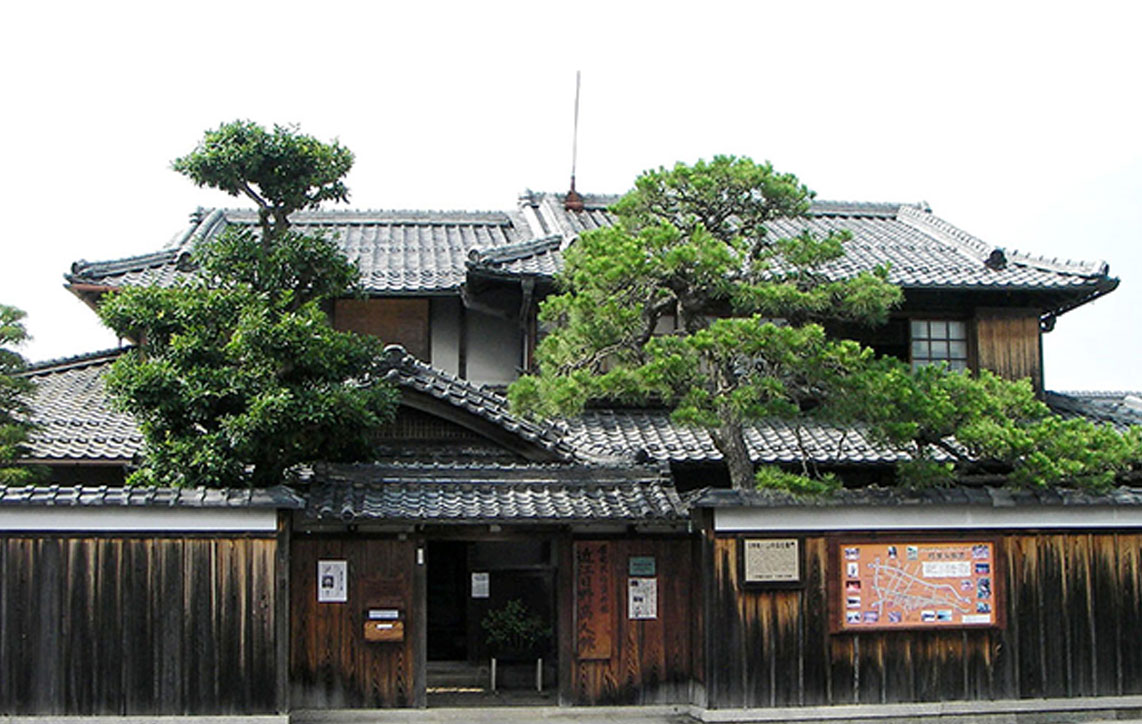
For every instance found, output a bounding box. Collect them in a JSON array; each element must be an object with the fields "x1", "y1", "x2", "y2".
[
  {"x1": 565, "y1": 71, "x2": 584, "y2": 211},
  {"x1": 571, "y1": 70, "x2": 580, "y2": 191}
]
